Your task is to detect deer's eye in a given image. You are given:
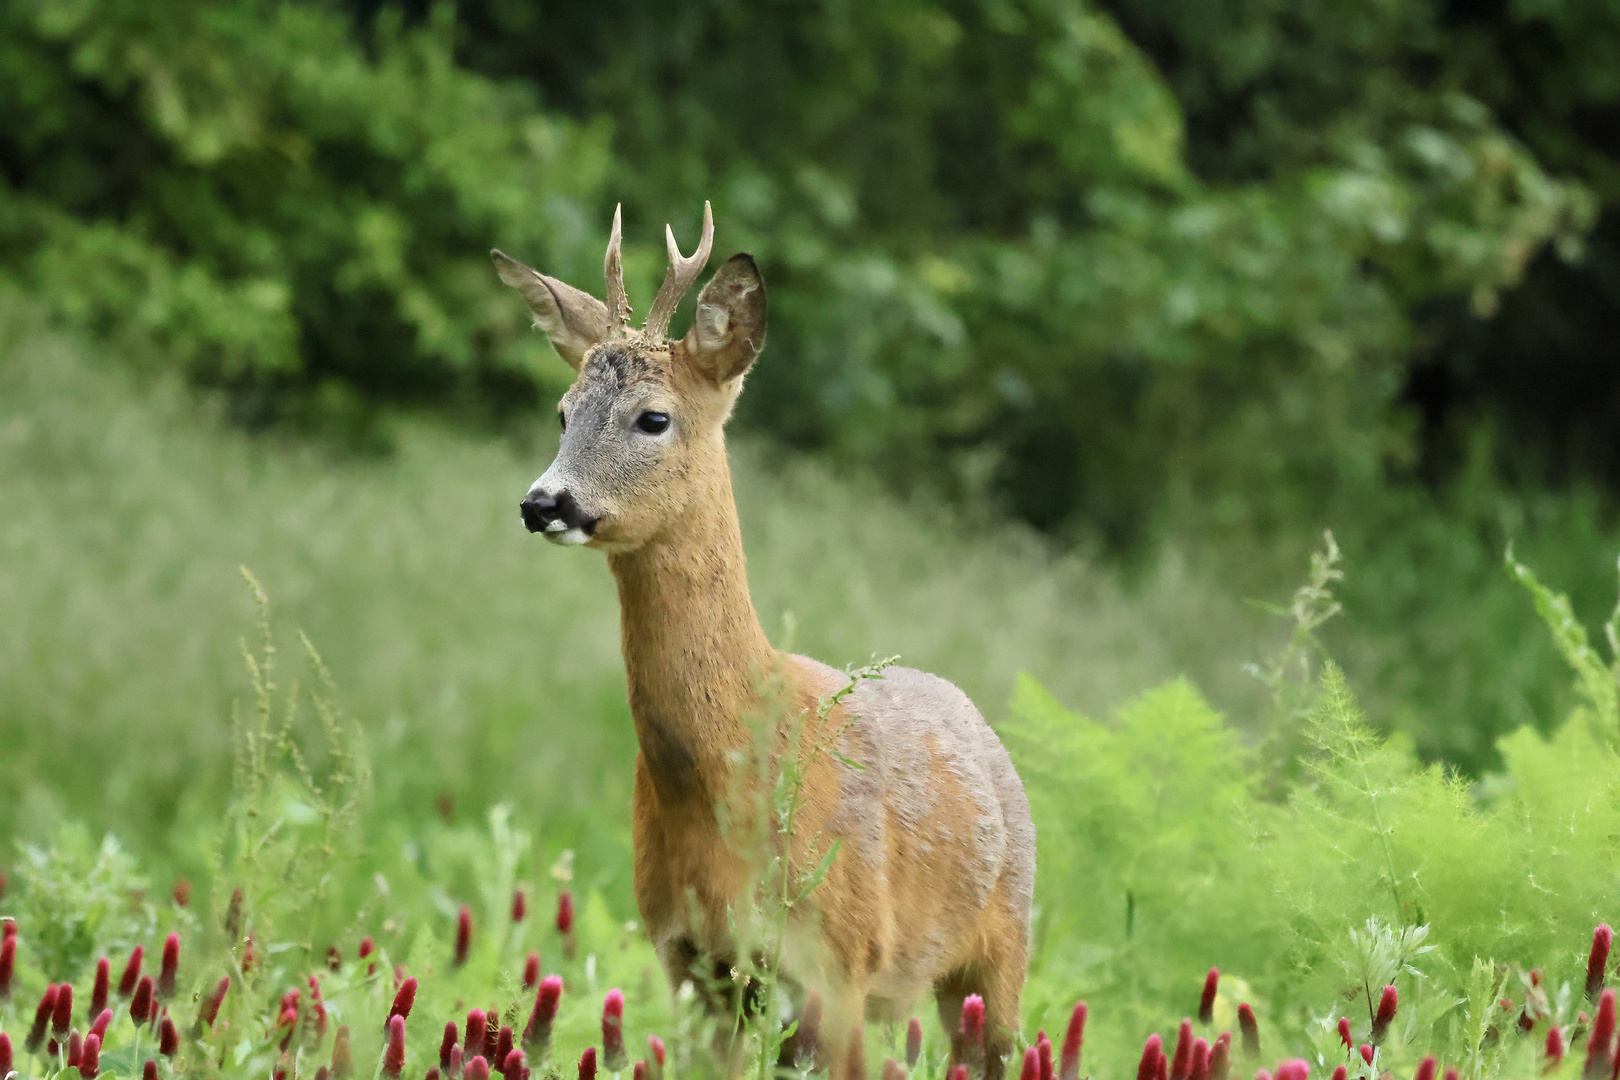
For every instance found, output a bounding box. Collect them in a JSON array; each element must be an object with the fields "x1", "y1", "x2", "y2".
[
  {"x1": 558, "y1": 409, "x2": 567, "y2": 432},
  {"x1": 635, "y1": 411, "x2": 671, "y2": 435}
]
